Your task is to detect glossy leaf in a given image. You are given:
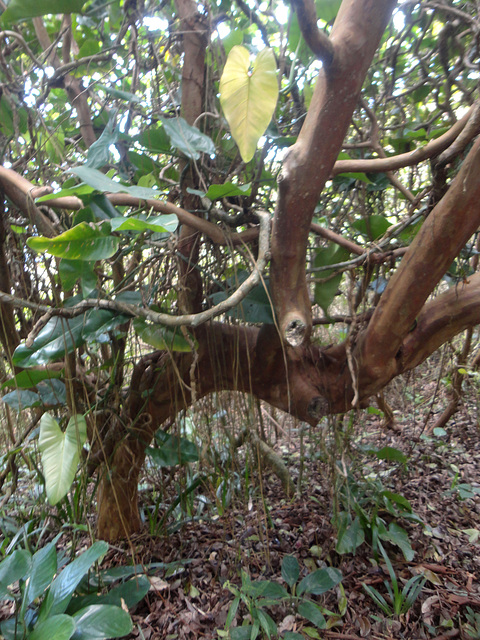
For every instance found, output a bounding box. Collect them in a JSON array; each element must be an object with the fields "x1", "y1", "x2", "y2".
[
  {"x1": 133, "y1": 318, "x2": 193, "y2": 352},
  {"x1": 27, "y1": 223, "x2": 120, "y2": 261},
  {"x1": 2, "y1": 0, "x2": 86, "y2": 23},
  {"x1": 203, "y1": 182, "x2": 251, "y2": 200},
  {"x1": 59, "y1": 260, "x2": 97, "y2": 297},
  {"x1": 352, "y1": 215, "x2": 392, "y2": 241},
  {"x1": 40, "y1": 541, "x2": 109, "y2": 620},
  {"x1": 281, "y1": 555, "x2": 299, "y2": 588},
  {"x1": 67, "y1": 575, "x2": 150, "y2": 614},
  {"x1": 28, "y1": 614, "x2": 76, "y2": 640},
  {"x1": 2, "y1": 369, "x2": 63, "y2": 389},
  {"x1": 219, "y1": 46, "x2": 278, "y2": 162},
  {"x1": 12, "y1": 310, "x2": 130, "y2": 368},
  {"x1": 0, "y1": 549, "x2": 31, "y2": 598},
  {"x1": 38, "y1": 414, "x2": 87, "y2": 505},
  {"x1": 68, "y1": 166, "x2": 162, "y2": 200},
  {"x1": 2, "y1": 389, "x2": 41, "y2": 411},
  {"x1": 160, "y1": 116, "x2": 215, "y2": 160},
  {"x1": 21, "y1": 542, "x2": 58, "y2": 616},
  {"x1": 147, "y1": 430, "x2": 199, "y2": 467},
  {"x1": 298, "y1": 600, "x2": 326, "y2": 629},
  {"x1": 297, "y1": 567, "x2": 342, "y2": 596},
  {"x1": 110, "y1": 213, "x2": 178, "y2": 234},
  {"x1": 336, "y1": 515, "x2": 365, "y2": 554},
  {"x1": 71, "y1": 604, "x2": 132, "y2": 639}
]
